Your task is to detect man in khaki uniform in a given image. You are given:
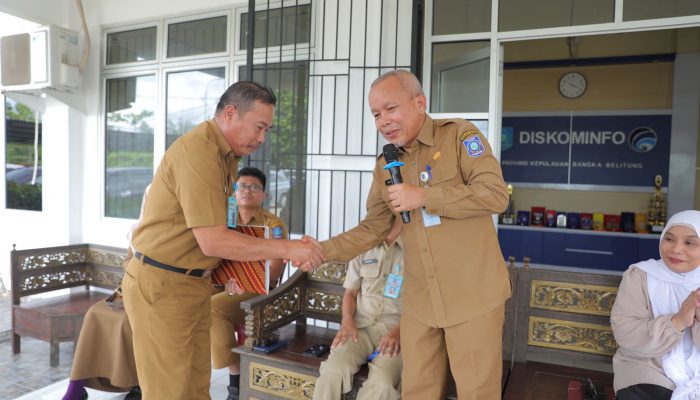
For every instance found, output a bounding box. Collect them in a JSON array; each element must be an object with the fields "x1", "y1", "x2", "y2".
[
  {"x1": 122, "y1": 82, "x2": 324, "y2": 400},
  {"x1": 319, "y1": 70, "x2": 510, "y2": 399},
  {"x1": 314, "y1": 218, "x2": 403, "y2": 400},
  {"x1": 210, "y1": 167, "x2": 288, "y2": 400}
]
